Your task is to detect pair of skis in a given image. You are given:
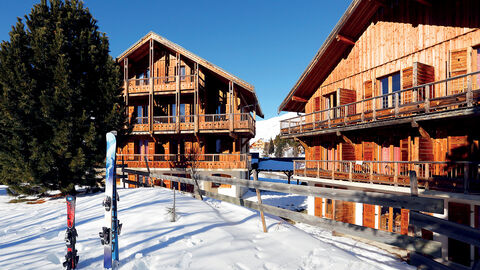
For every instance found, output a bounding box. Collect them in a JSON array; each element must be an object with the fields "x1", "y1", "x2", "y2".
[
  {"x1": 63, "y1": 195, "x2": 79, "y2": 269},
  {"x1": 63, "y1": 132, "x2": 121, "y2": 269},
  {"x1": 99, "y1": 132, "x2": 122, "y2": 269}
]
